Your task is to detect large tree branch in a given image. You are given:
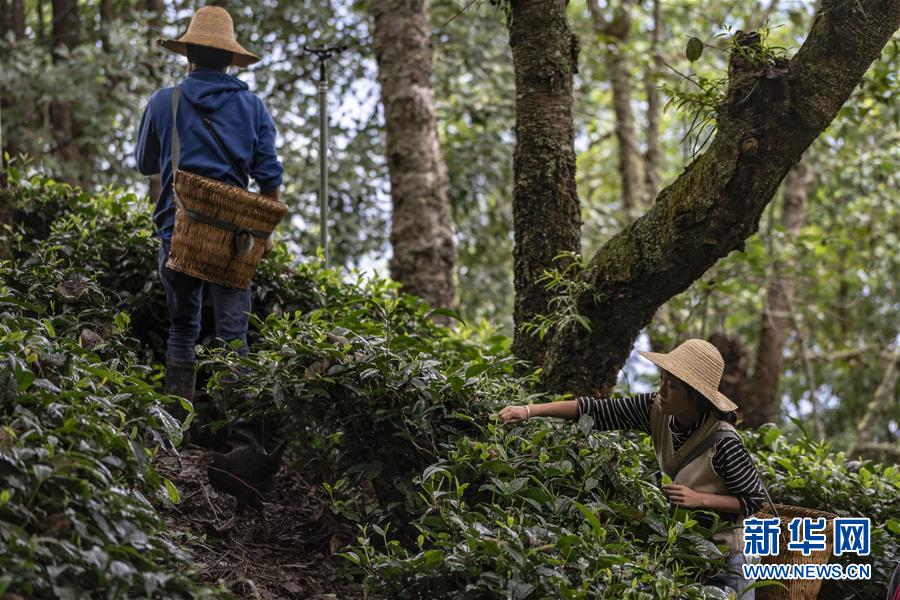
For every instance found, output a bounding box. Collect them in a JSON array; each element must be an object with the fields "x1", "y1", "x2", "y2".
[{"x1": 541, "y1": 0, "x2": 900, "y2": 393}]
